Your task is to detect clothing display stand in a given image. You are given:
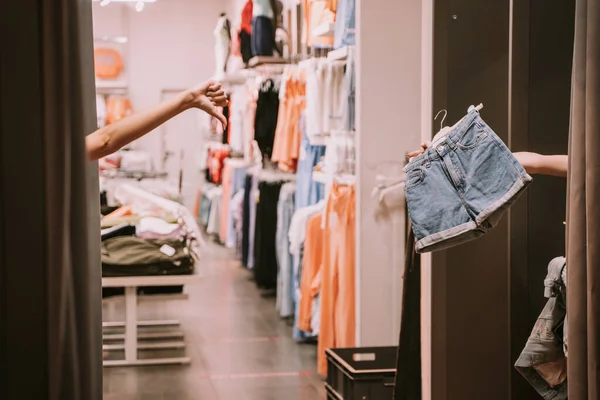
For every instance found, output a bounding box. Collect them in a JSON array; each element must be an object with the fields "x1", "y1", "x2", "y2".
[{"x1": 102, "y1": 273, "x2": 202, "y2": 367}]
